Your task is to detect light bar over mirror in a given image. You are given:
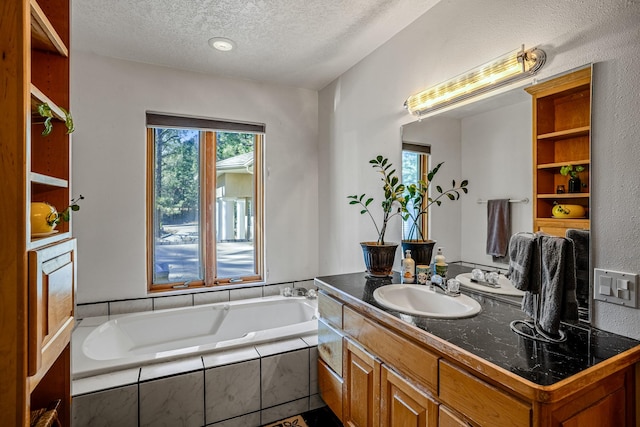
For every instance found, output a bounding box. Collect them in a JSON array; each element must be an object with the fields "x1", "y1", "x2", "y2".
[{"x1": 404, "y1": 46, "x2": 546, "y2": 117}]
